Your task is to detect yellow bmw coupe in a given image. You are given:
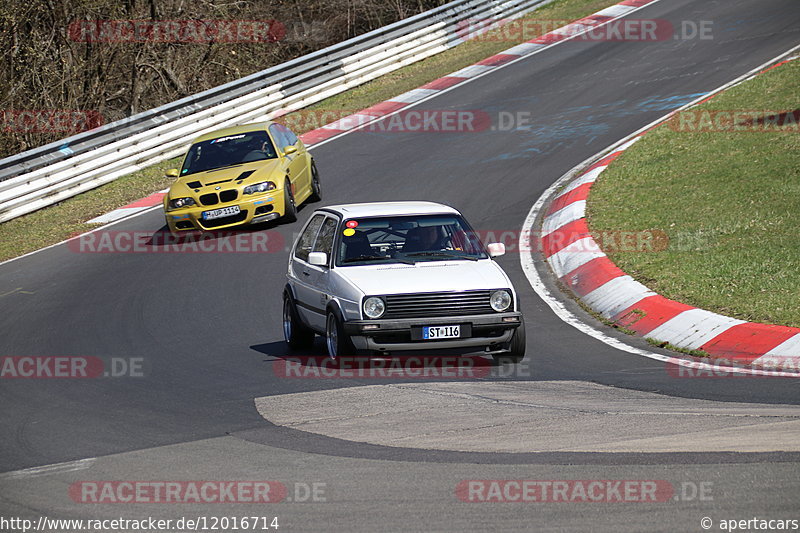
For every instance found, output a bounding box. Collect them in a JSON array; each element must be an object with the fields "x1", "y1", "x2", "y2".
[{"x1": 163, "y1": 122, "x2": 320, "y2": 232}]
